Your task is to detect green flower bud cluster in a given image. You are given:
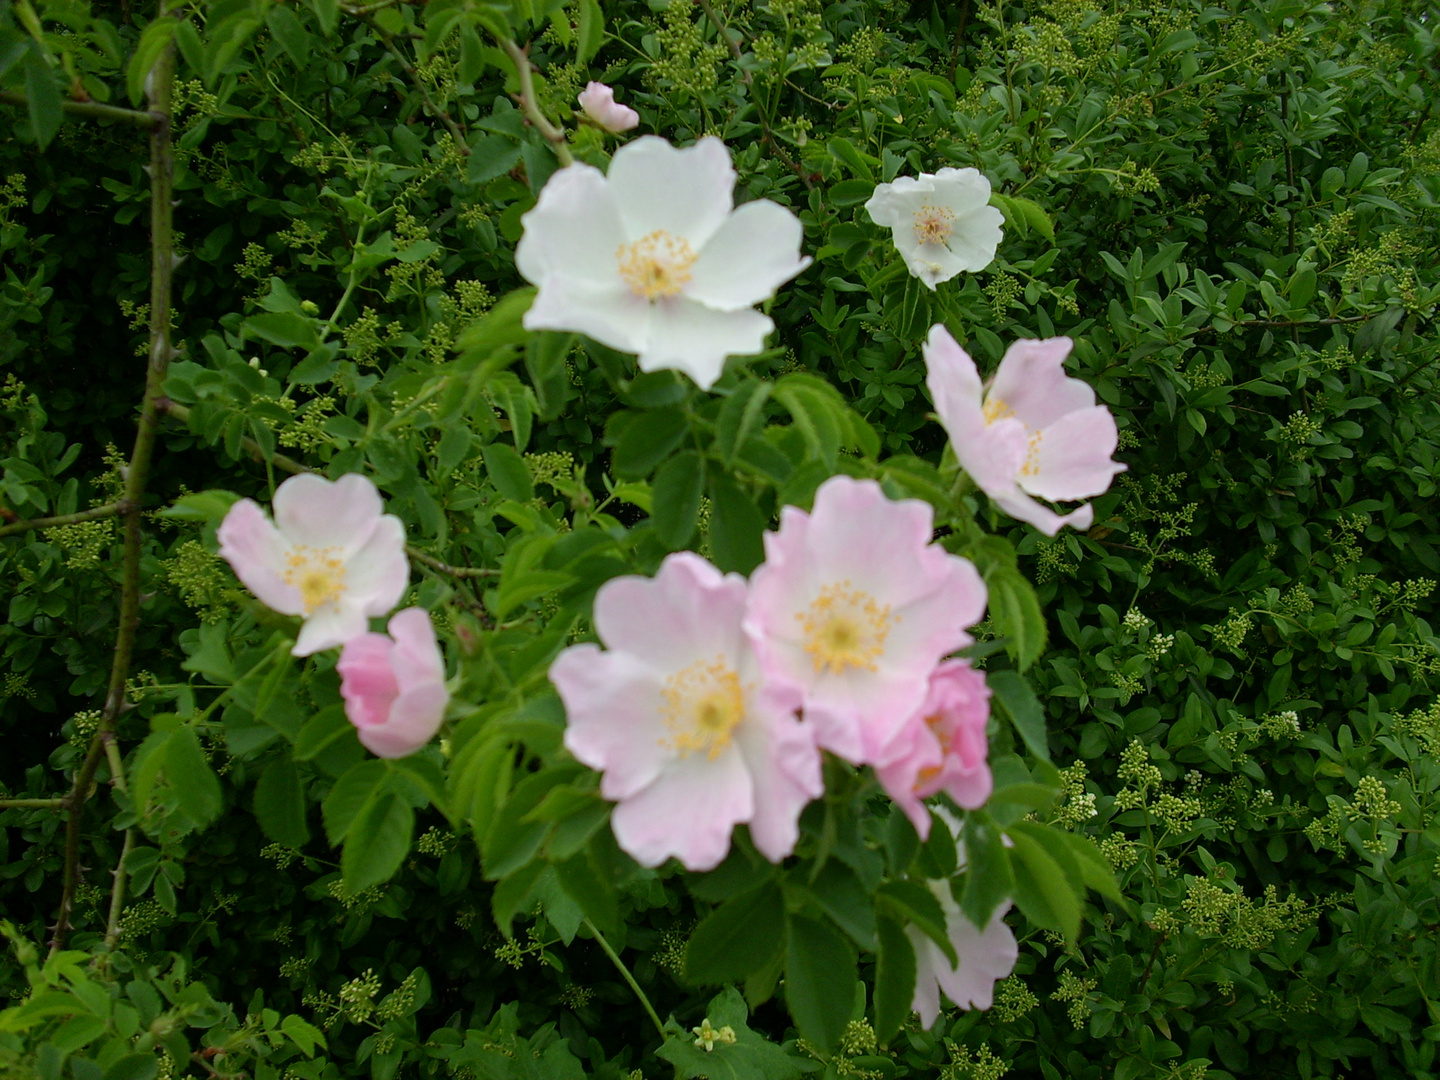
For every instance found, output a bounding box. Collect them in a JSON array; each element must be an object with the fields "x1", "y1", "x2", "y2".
[
  {"x1": 941, "y1": 1040, "x2": 1009, "y2": 1080},
  {"x1": 1260, "y1": 710, "x2": 1303, "y2": 740},
  {"x1": 525, "y1": 451, "x2": 577, "y2": 492},
  {"x1": 164, "y1": 539, "x2": 232, "y2": 622},
  {"x1": 416, "y1": 826, "x2": 456, "y2": 856},
  {"x1": 559, "y1": 983, "x2": 594, "y2": 1009},
  {"x1": 1099, "y1": 833, "x2": 1138, "y2": 870},
  {"x1": 376, "y1": 973, "x2": 418, "y2": 1022},
  {"x1": 1055, "y1": 761, "x2": 1097, "y2": 827},
  {"x1": 984, "y1": 272, "x2": 1021, "y2": 316},
  {"x1": 262, "y1": 843, "x2": 301, "y2": 870},
  {"x1": 1034, "y1": 537, "x2": 1077, "y2": 582},
  {"x1": 0, "y1": 173, "x2": 25, "y2": 226},
  {"x1": 495, "y1": 925, "x2": 551, "y2": 969},
  {"x1": 119, "y1": 899, "x2": 173, "y2": 941},
  {"x1": 338, "y1": 969, "x2": 383, "y2": 1023},
  {"x1": 278, "y1": 396, "x2": 336, "y2": 453},
  {"x1": 326, "y1": 878, "x2": 384, "y2": 911},
  {"x1": 651, "y1": 926, "x2": 690, "y2": 974},
  {"x1": 1212, "y1": 608, "x2": 1251, "y2": 653},
  {"x1": 648, "y1": 4, "x2": 725, "y2": 96},
  {"x1": 235, "y1": 242, "x2": 273, "y2": 285},
  {"x1": 67, "y1": 708, "x2": 100, "y2": 748},
  {"x1": 990, "y1": 976, "x2": 1039, "y2": 1022},
  {"x1": 1050, "y1": 970, "x2": 1096, "y2": 1029}
]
